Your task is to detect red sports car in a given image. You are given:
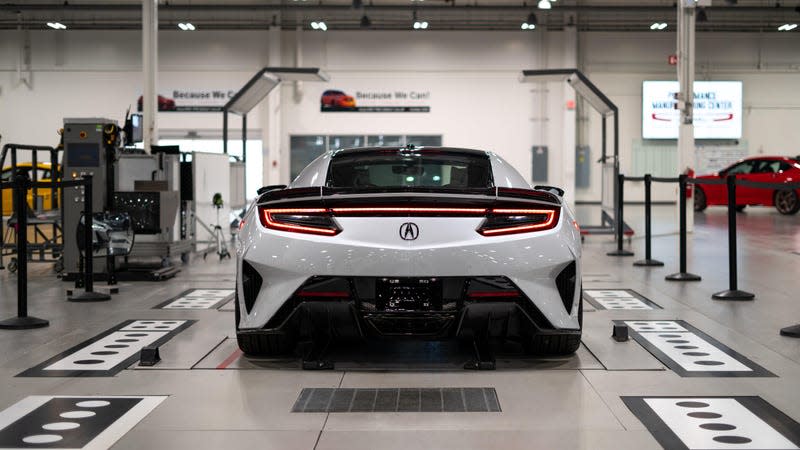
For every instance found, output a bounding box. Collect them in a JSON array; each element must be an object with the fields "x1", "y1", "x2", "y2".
[
  {"x1": 137, "y1": 95, "x2": 177, "y2": 112},
  {"x1": 321, "y1": 90, "x2": 356, "y2": 109},
  {"x1": 694, "y1": 156, "x2": 800, "y2": 215}
]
